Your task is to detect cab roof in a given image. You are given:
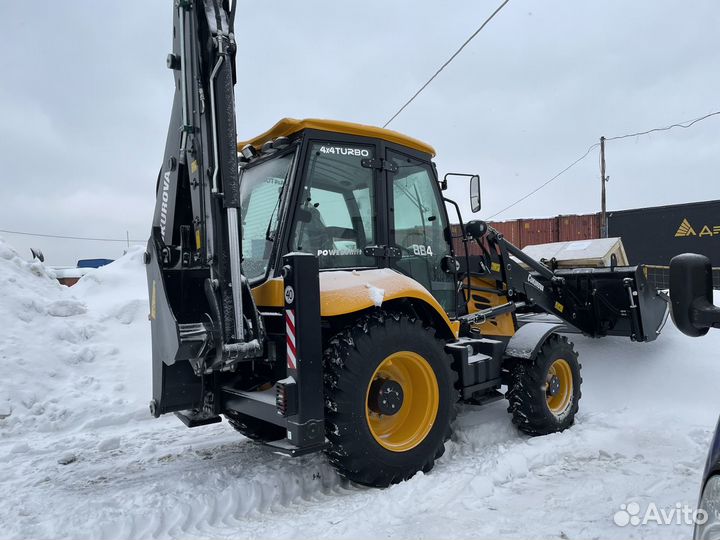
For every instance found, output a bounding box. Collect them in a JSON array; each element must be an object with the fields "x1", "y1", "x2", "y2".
[{"x1": 236, "y1": 118, "x2": 436, "y2": 157}]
